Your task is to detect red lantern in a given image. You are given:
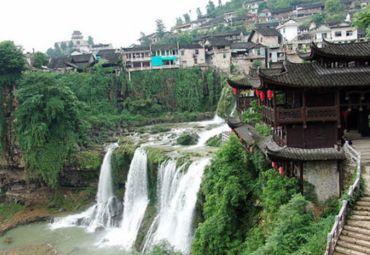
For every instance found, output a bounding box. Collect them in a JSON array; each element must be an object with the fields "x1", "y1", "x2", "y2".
[
  {"x1": 267, "y1": 90, "x2": 273, "y2": 100},
  {"x1": 278, "y1": 166, "x2": 285, "y2": 176},
  {"x1": 272, "y1": 162, "x2": 277, "y2": 169},
  {"x1": 232, "y1": 87, "x2": 237, "y2": 95},
  {"x1": 259, "y1": 91, "x2": 265, "y2": 101},
  {"x1": 255, "y1": 90, "x2": 259, "y2": 97}
]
